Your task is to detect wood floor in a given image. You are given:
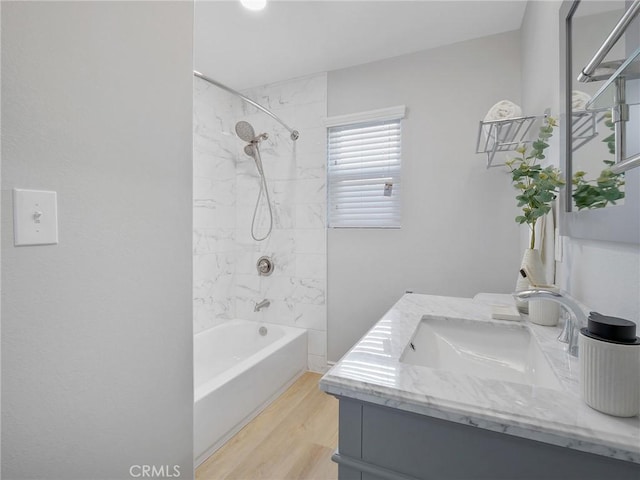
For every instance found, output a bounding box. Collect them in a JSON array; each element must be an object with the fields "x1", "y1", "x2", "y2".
[{"x1": 196, "y1": 372, "x2": 339, "y2": 480}]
